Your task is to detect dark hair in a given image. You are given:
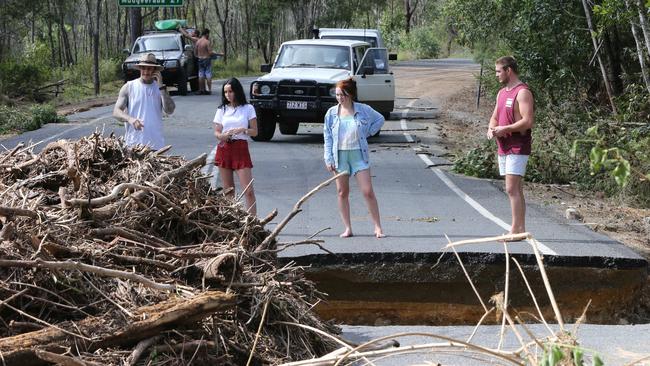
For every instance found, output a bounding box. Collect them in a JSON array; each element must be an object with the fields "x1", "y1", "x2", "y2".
[
  {"x1": 496, "y1": 56, "x2": 518, "y2": 74},
  {"x1": 336, "y1": 77, "x2": 357, "y2": 100},
  {"x1": 220, "y1": 78, "x2": 248, "y2": 108},
  {"x1": 202, "y1": 29, "x2": 210, "y2": 37}
]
